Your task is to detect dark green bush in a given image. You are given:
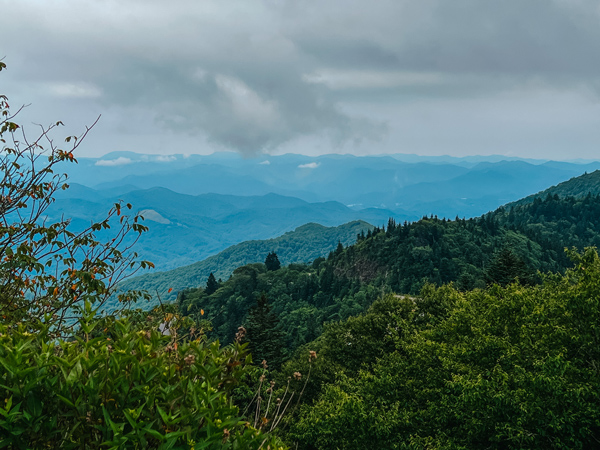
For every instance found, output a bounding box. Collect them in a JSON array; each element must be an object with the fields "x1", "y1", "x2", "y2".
[
  {"x1": 288, "y1": 249, "x2": 600, "y2": 449},
  {"x1": 0, "y1": 303, "x2": 283, "y2": 449}
]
